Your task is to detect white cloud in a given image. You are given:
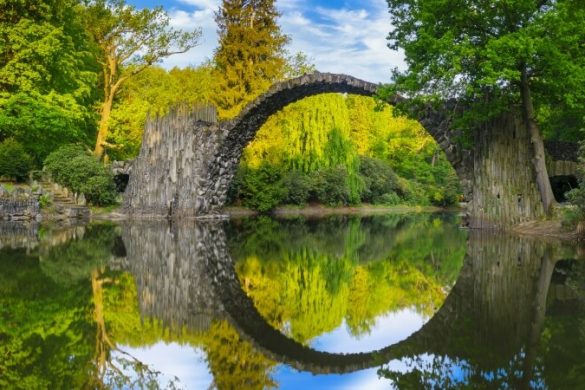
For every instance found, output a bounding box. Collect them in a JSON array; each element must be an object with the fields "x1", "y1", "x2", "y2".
[
  {"x1": 161, "y1": 0, "x2": 405, "y2": 82},
  {"x1": 279, "y1": 0, "x2": 404, "y2": 83},
  {"x1": 163, "y1": 5, "x2": 219, "y2": 68},
  {"x1": 310, "y1": 308, "x2": 427, "y2": 354},
  {"x1": 116, "y1": 343, "x2": 213, "y2": 389}
]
